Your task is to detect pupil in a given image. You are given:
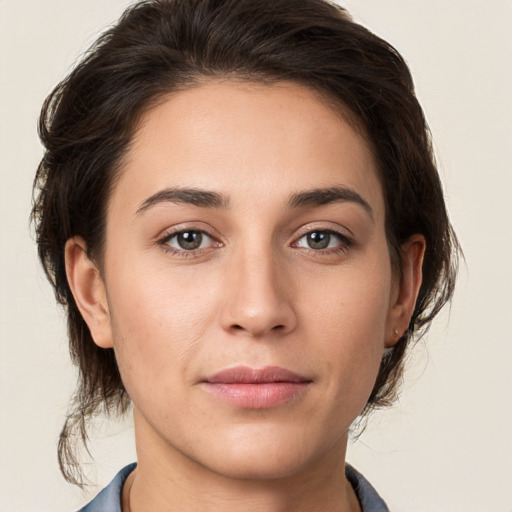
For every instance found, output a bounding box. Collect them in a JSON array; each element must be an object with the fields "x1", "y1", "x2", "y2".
[
  {"x1": 178, "y1": 231, "x2": 202, "y2": 250},
  {"x1": 307, "y1": 231, "x2": 330, "y2": 249}
]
